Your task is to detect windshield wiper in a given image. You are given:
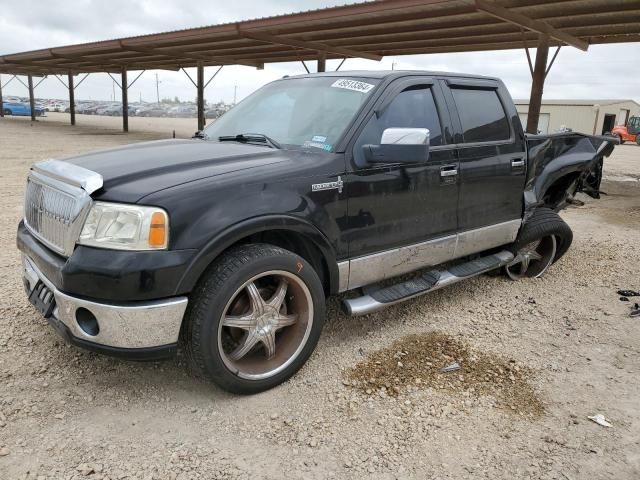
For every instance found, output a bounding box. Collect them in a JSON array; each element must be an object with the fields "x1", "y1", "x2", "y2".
[{"x1": 218, "y1": 133, "x2": 281, "y2": 149}]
